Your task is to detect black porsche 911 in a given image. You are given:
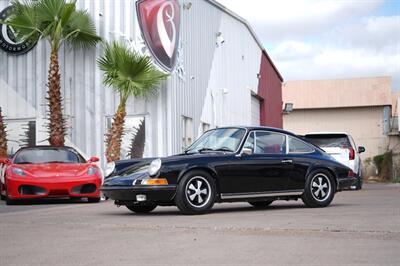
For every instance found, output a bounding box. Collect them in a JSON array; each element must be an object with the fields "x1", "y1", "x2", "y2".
[{"x1": 101, "y1": 126, "x2": 357, "y2": 215}]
